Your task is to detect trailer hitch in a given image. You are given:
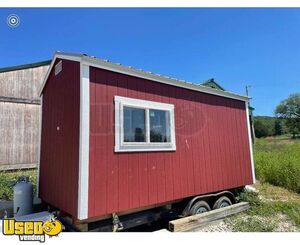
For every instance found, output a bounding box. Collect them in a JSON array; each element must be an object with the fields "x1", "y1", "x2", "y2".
[{"x1": 112, "y1": 213, "x2": 124, "y2": 232}]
